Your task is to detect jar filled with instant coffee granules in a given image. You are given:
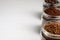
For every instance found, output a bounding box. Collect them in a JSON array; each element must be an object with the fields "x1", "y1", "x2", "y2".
[
  {"x1": 41, "y1": 22, "x2": 60, "y2": 40},
  {"x1": 41, "y1": 13, "x2": 60, "y2": 40}
]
